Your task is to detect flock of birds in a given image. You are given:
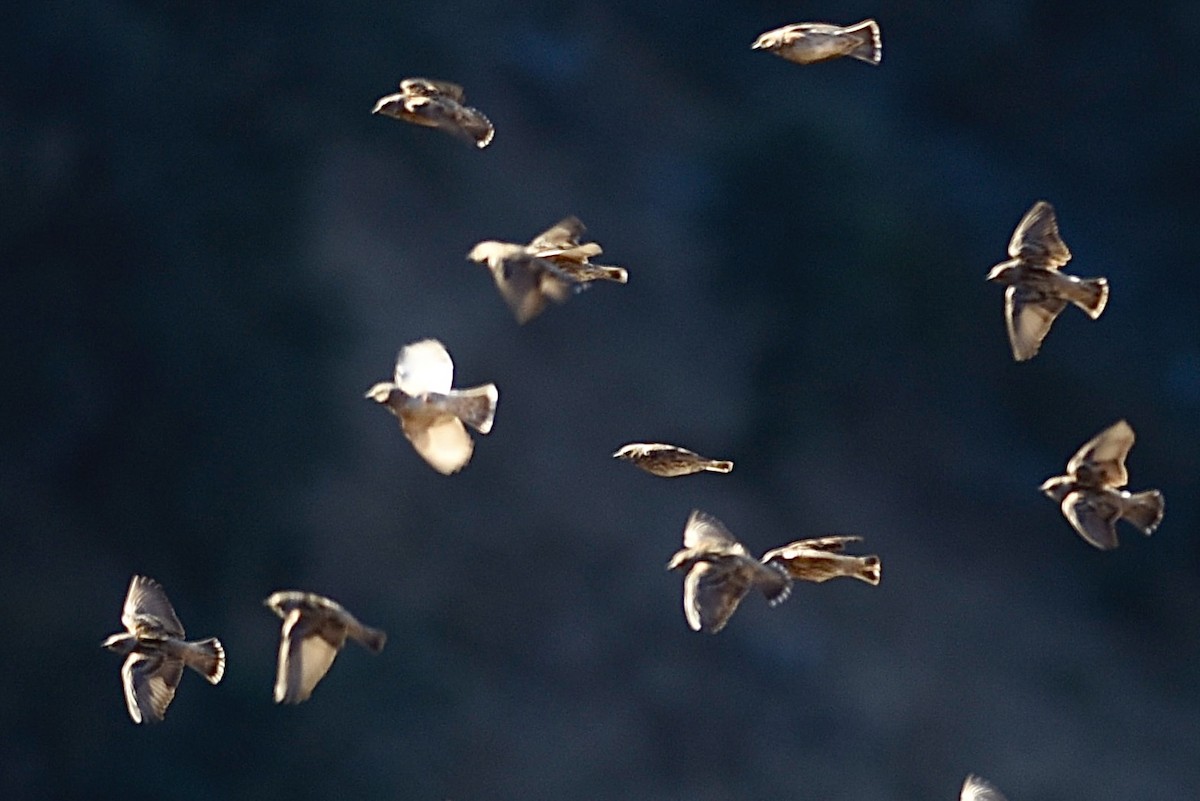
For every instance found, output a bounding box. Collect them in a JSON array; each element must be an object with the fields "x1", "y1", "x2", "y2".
[{"x1": 100, "y1": 16, "x2": 1169, "y2": 801}]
